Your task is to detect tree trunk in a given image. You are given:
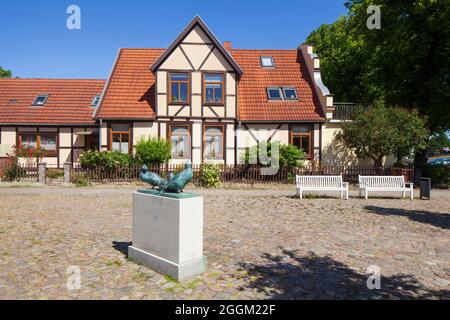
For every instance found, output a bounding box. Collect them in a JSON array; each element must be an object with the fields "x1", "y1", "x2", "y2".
[{"x1": 413, "y1": 149, "x2": 427, "y2": 185}]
